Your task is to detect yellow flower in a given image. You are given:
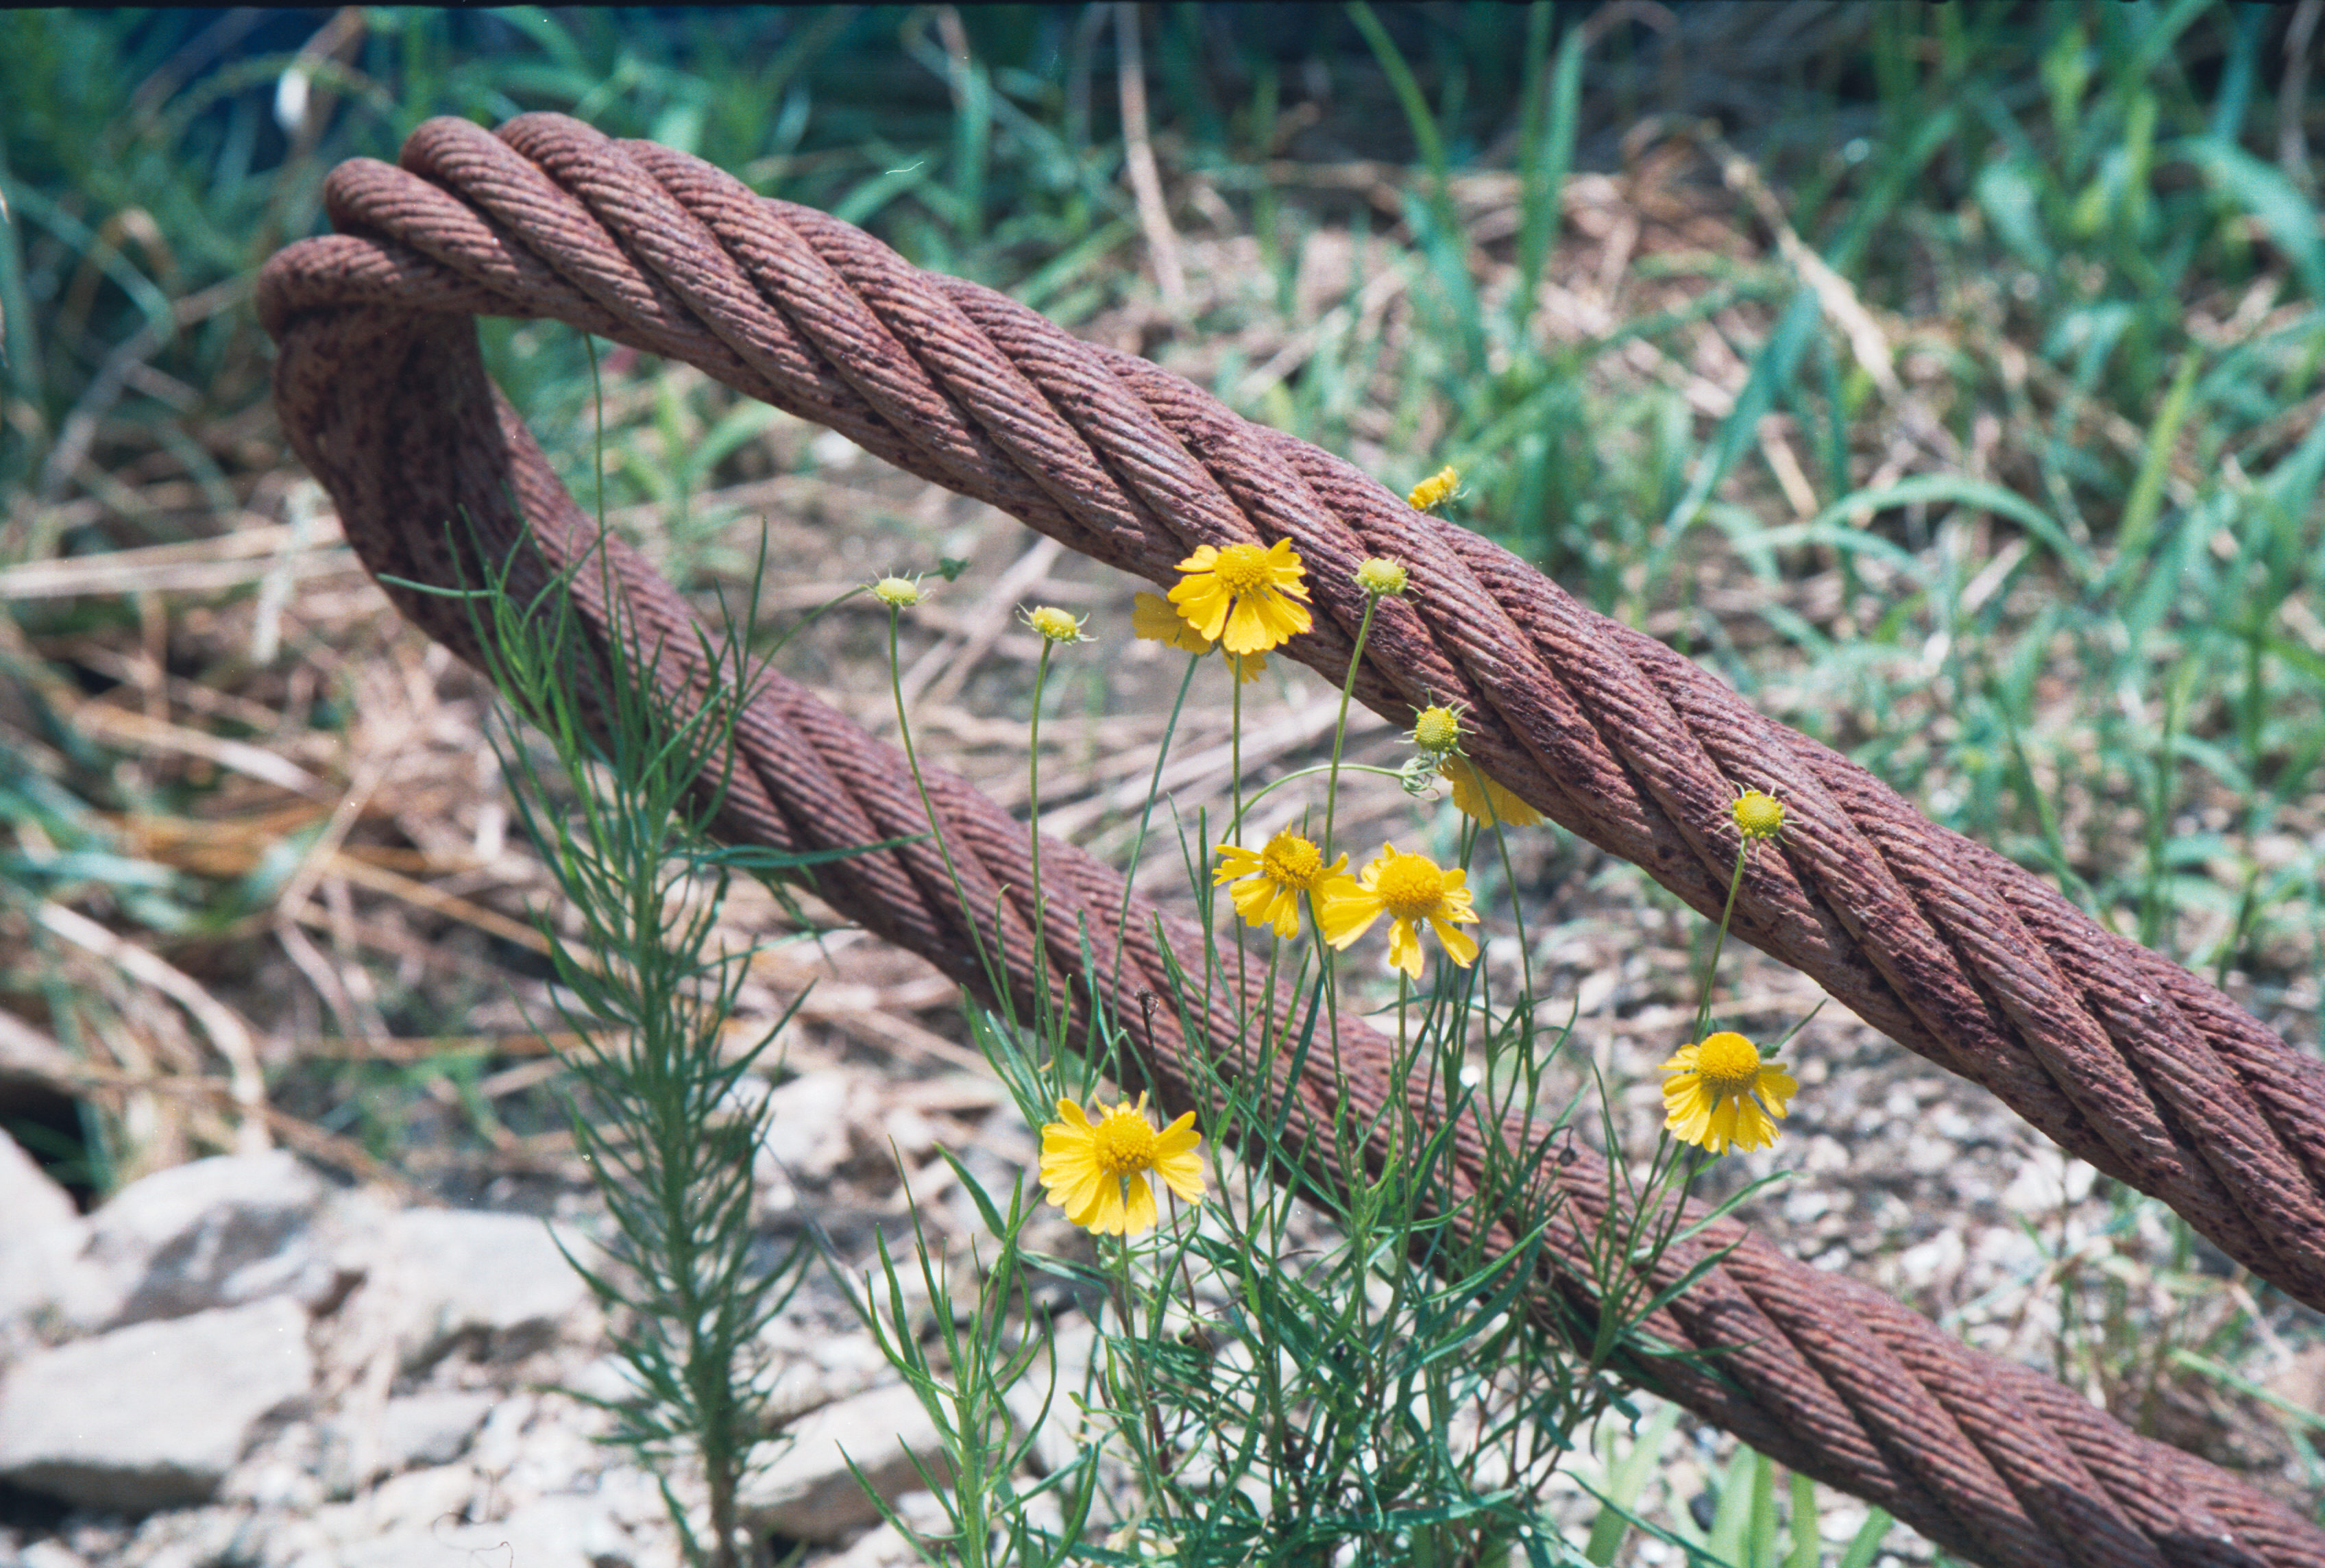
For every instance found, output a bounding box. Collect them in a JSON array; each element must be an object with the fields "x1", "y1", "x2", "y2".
[
  {"x1": 1166, "y1": 539, "x2": 1312, "y2": 655},
  {"x1": 1441, "y1": 756, "x2": 1544, "y2": 829},
  {"x1": 1132, "y1": 591, "x2": 1265, "y2": 683},
  {"x1": 1407, "y1": 465, "x2": 1459, "y2": 512},
  {"x1": 1317, "y1": 844, "x2": 1481, "y2": 979},
  {"x1": 1038, "y1": 1092, "x2": 1204, "y2": 1236},
  {"x1": 1732, "y1": 787, "x2": 1786, "y2": 843},
  {"x1": 1409, "y1": 703, "x2": 1464, "y2": 757},
  {"x1": 1023, "y1": 604, "x2": 1091, "y2": 644},
  {"x1": 1354, "y1": 556, "x2": 1409, "y2": 597},
  {"x1": 1658, "y1": 1031, "x2": 1799, "y2": 1155},
  {"x1": 1211, "y1": 829, "x2": 1346, "y2": 939},
  {"x1": 870, "y1": 574, "x2": 925, "y2": 608}
]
